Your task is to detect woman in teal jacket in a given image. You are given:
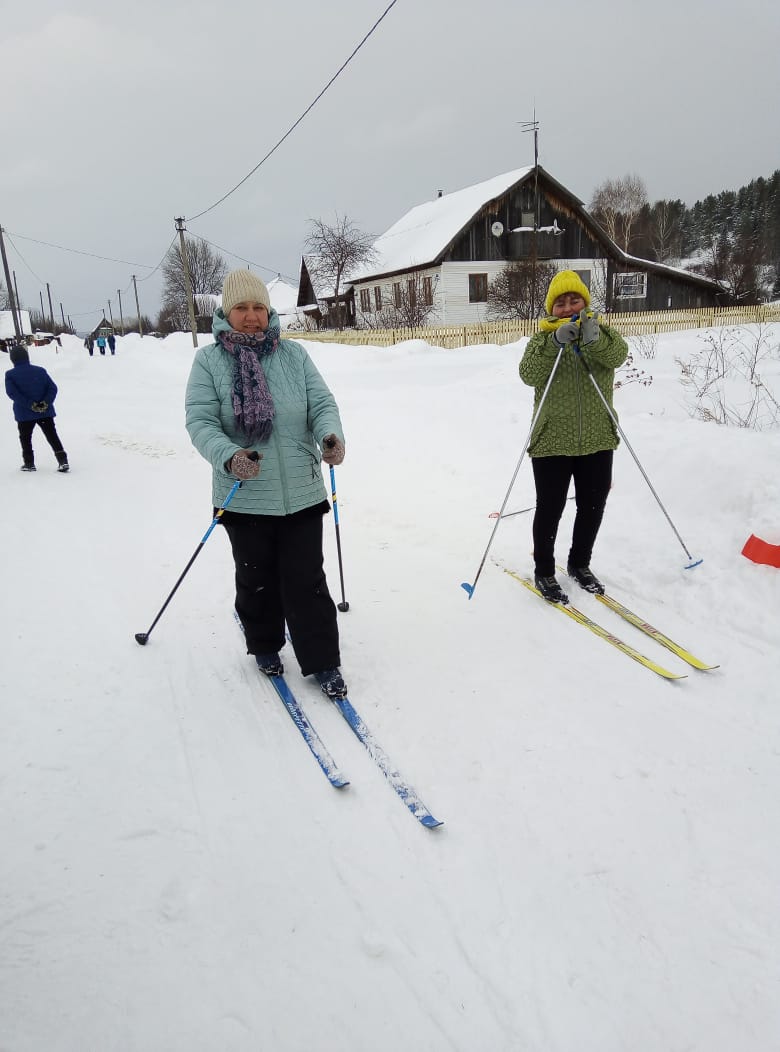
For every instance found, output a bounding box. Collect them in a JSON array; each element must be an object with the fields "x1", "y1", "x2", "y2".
[
  {"x1": 519, "y1": 270, "x2": 628, "y2": 604},
  {"x1": 185, "y1": 270, "x2": 348, "y2": 697}
]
